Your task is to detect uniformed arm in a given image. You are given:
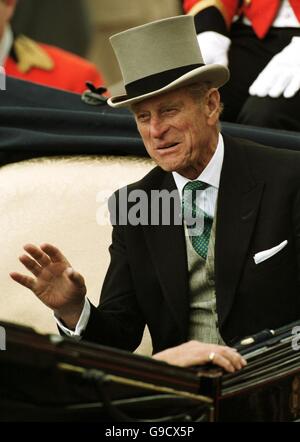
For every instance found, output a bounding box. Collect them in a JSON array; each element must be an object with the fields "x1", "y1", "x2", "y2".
[
  {"x1": 183, "y1": 0, "x2": 238, "y2": 35},
  {"x1": 183, "y1": 0, "x2": 238, "y2": 66}
]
